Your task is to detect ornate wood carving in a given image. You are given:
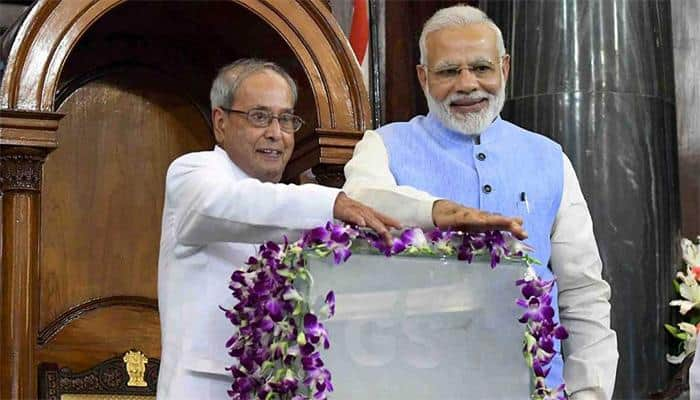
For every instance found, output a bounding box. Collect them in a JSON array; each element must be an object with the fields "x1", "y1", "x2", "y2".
[
  {"x1": 0, "y1": 148, "x2": 44, "y2": 192},
  {"x1": 0, "y1": 109, "x2": 61, "y2": 191},
  {"x1": 39, "y1": 352, "x2": 160, "y2": 400}
]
